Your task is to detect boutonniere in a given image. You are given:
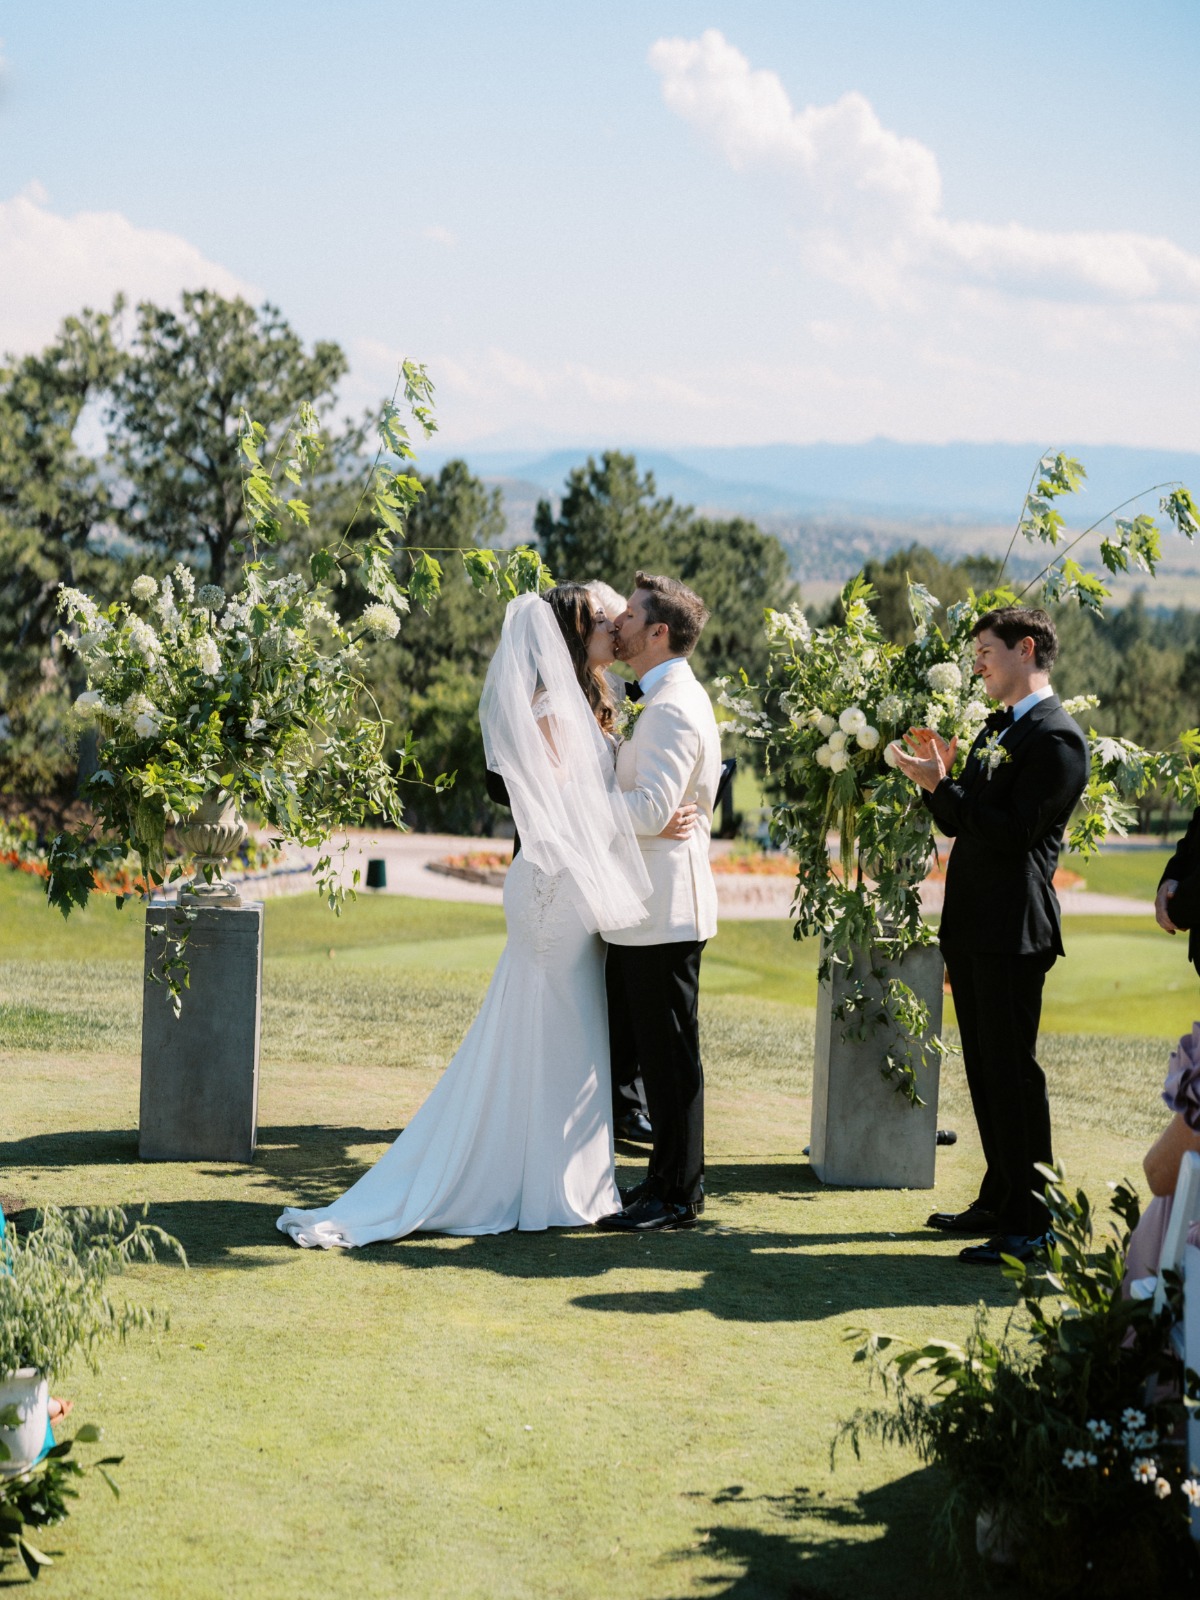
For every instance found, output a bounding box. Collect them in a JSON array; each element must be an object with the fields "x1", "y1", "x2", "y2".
[
  {"x1": 616, "y1": 698, "x2": 646, "y2": 739},
  {"x1": 978, "y1": 730, "x2": 1011, "y2": 778}
]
